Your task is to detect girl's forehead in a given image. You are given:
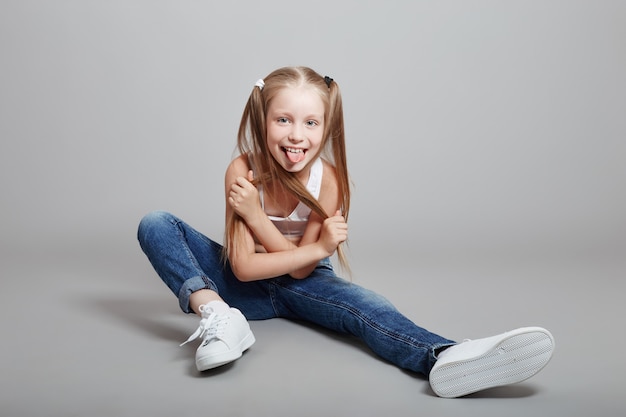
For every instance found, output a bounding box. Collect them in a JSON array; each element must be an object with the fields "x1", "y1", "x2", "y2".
[
  {"x1": 270, "y1": 86, "x2": 325, "y2": 110},
  {"x1": 275, "y1": 84, "x2": 320, "y2": 97}
]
